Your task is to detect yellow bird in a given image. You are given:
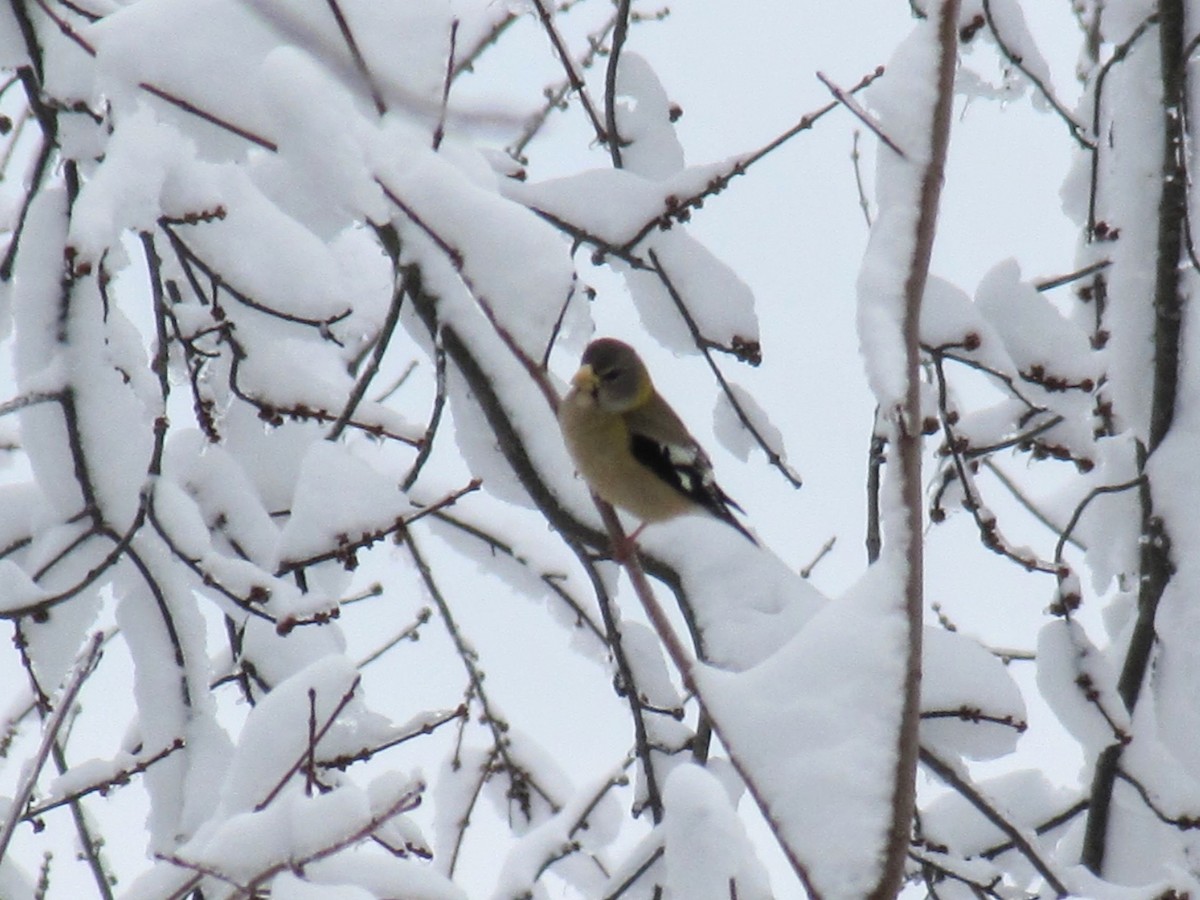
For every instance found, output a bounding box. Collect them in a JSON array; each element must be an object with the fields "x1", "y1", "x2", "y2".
[{"x1": 558, "y1": 338, "x2": 755, "y2": 544}]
